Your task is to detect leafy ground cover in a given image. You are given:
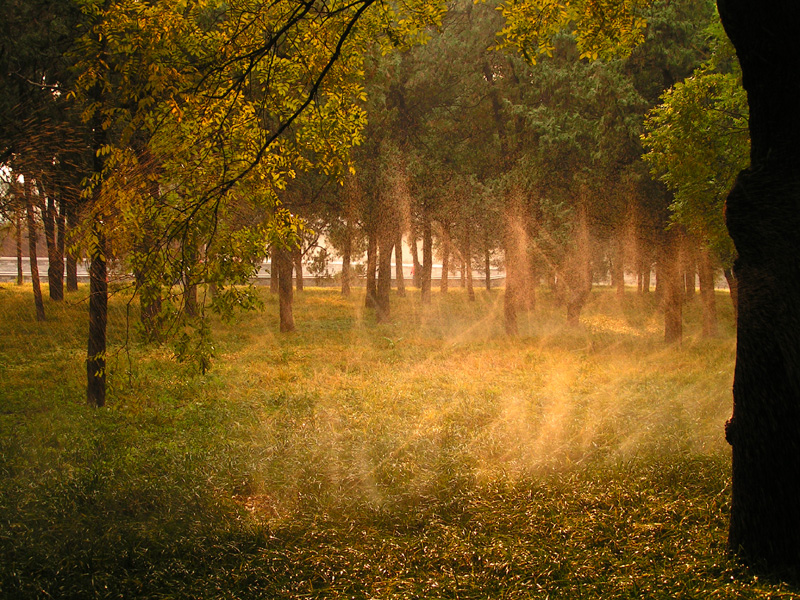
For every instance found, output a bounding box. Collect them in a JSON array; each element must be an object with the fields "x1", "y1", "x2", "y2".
[{"x1": 1, "y1": 283, "x2": 796, "y2": 598}]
